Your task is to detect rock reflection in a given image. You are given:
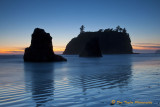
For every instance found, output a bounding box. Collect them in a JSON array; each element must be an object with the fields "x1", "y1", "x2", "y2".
[
  {"x1": 71, "y1": 55, "x2": 133, "y2": 91},
  {"x1": 24, "y1": 63, "x2": 54, "y2": 107}
]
